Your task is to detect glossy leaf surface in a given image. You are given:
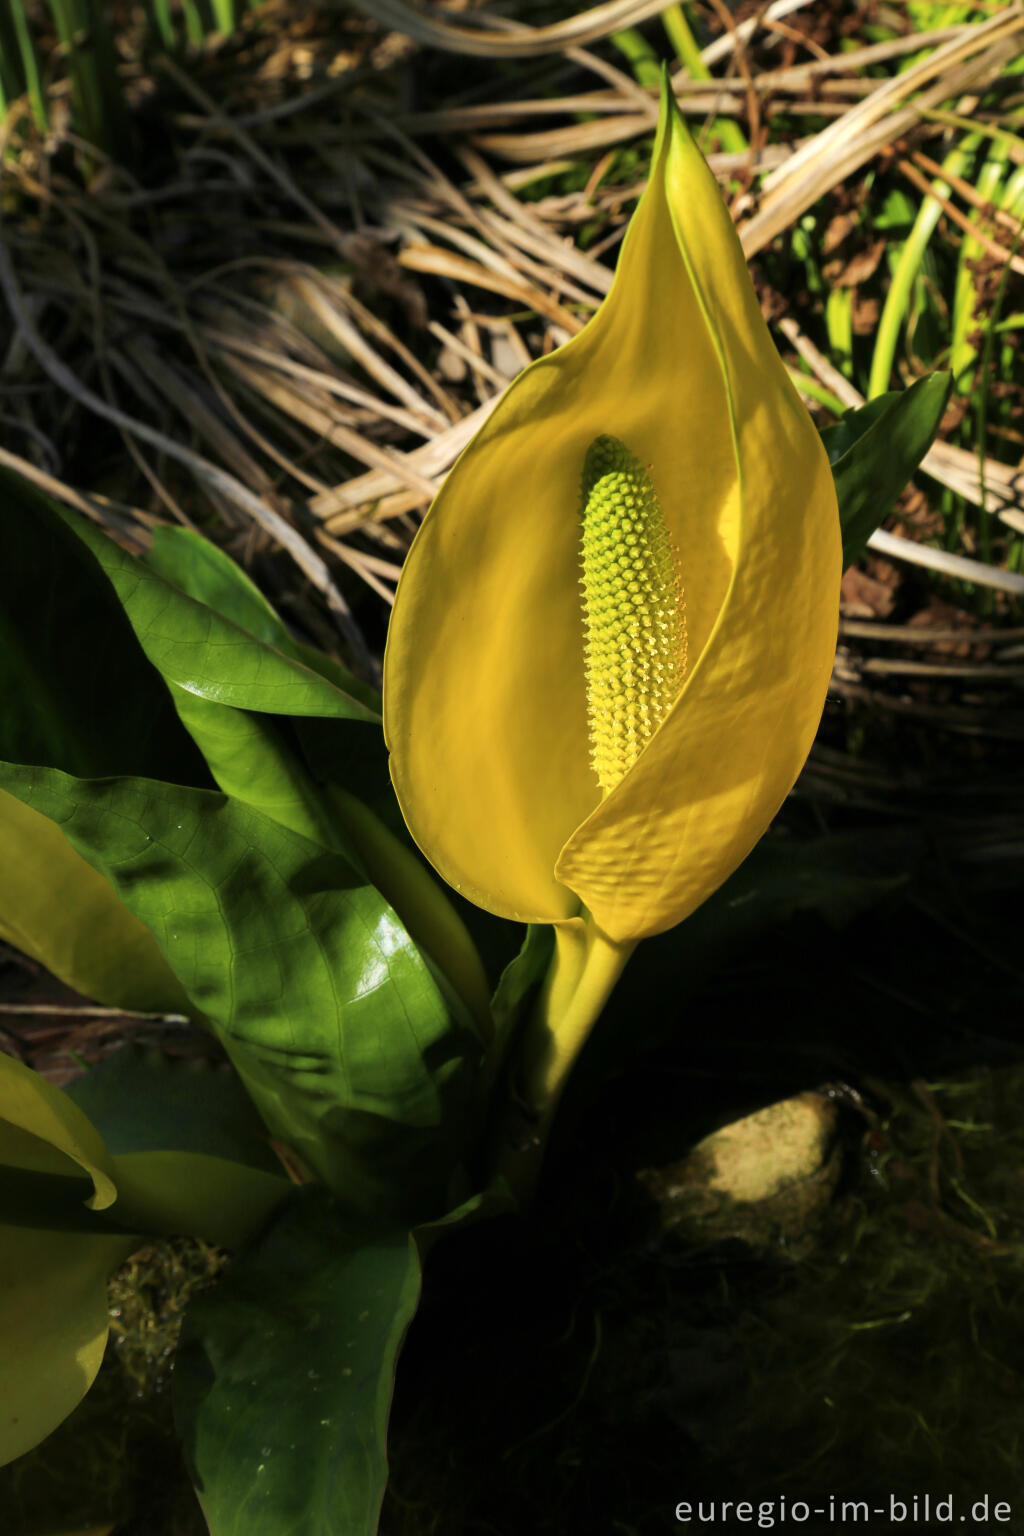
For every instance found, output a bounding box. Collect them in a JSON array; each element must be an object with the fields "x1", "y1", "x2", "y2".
[
  {"x1": 174, "y1": 1189, "x2": 420, "y2": 1536},
  {"x1": 145, "y1": 534, "x2": 493, "y2": 1022},
  {"x1": 1, "y1": 764, "x2": 480, "y2": 1217}
]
